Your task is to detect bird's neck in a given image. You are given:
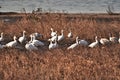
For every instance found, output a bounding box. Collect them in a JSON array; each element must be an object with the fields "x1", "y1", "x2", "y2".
[
  {"x1": 76, "y1": 38, "x2": 79, "y2": 44},
  {"x1": 23, "y1": 32, "x2": 26, "y2": 37},
  {"x1": 14, "y1": 38, "x2": 17, "y2": 41},
  {"x1": 32, "y1": 36, "x2": 36, "y2": 40},
  {"x1": 50, "y1": 40, "x2": 53, "y2": 44},
  {"x1": 1, "y1": 34, "x2": 3, "y2": 38},
  {"x1": 95, "y1": 39, "x2": 98, "y2": 42},
  {"x1": 29, "y1": 36, "x2": 33, "y2": 43}
]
